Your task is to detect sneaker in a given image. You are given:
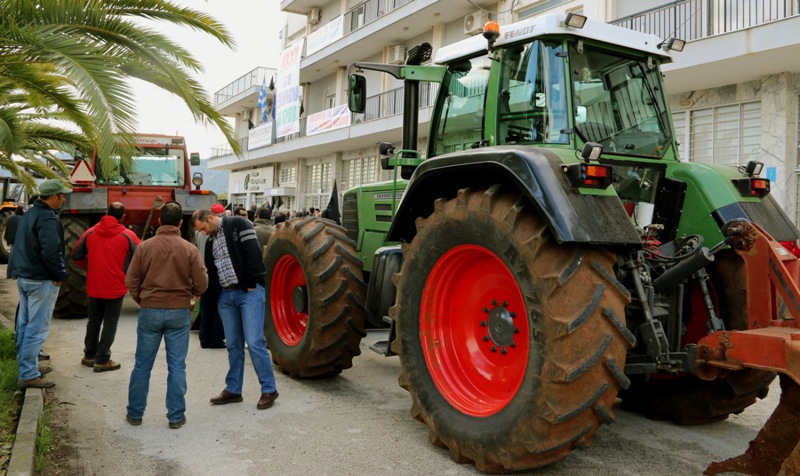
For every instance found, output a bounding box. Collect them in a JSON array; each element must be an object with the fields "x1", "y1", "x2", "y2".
[
  {"x1": 93, "y1": 360, "x2": 121, "y2": 372},
  {"x1": 126, "y1": 415, "x2": 142, "y2": 426},
  {"x1": 38, "y1": 351, "x2": 50, "y2": 361},
  {"x1": 81, "y1": 357, "x2": 95, "y2": 367},
  {"x1": 169, "y1": 417, "x2": 186, "y2": 429},
  {"x1": 19, "y1": 377, "x2": 55, "y2": 389},
  {"x1": 38, "y1": 366, "x2": 53, "y2": 376}
]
